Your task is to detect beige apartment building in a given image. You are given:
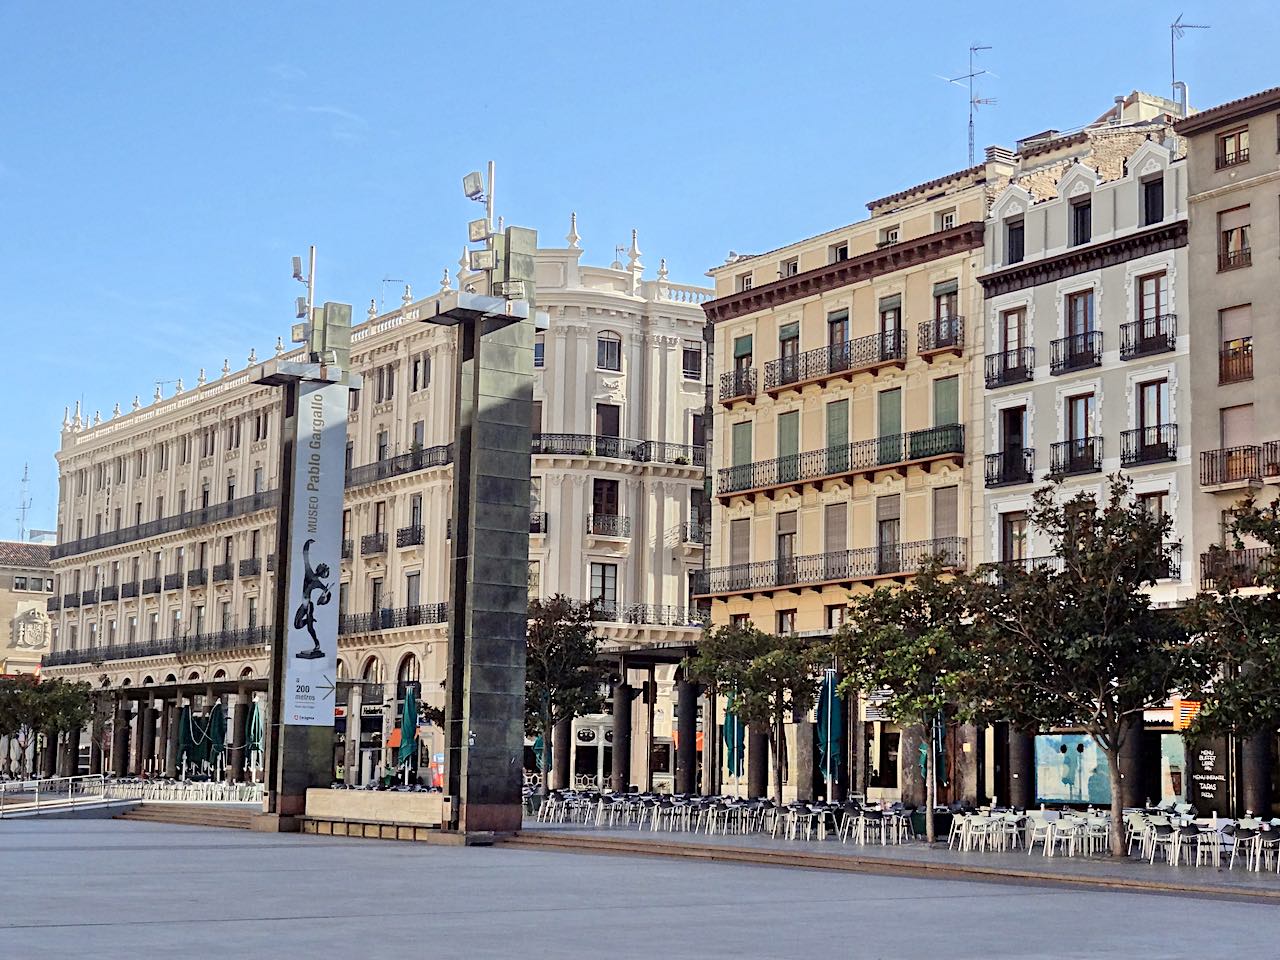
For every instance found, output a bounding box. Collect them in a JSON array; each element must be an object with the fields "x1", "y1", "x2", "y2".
[
  {"x1": 1177, "y1": 88, "x2": 1280, "y2": 590},
  {"x1": 1, "y1": 539, "x2": 54, "y2": 676},
  {"x1": 42, "y1": 227, "x2": 711, "y2": 789}
]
